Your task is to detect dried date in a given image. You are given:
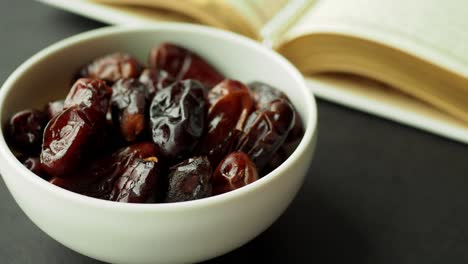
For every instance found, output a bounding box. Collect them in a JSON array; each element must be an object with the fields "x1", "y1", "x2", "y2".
[
  {"x1": 65, "y1": 78, "x2": 112, "y2": 117},
  {"x1": 208, "y1": 79, "x2": 251, "y2": 105},
  {"x1": 23, "y1": 157, "x2": 50, "y2": 180},
  {"x1": 198, "y1": 80, "x2": 253, "y2": 161},
  {"x1": 284, "y1": 114, "x2": 304, "y2": 146},
  {"x1": 150, "y1": 80, "x2": 207, "y2": 161},
  {"x1": 248, "y1": 81, "x2": 286, "y2": 108},
  {"x1": 165, "y1": 156, "x2": 212, "y2": 202},
  {"x1": 139, "y1": 68, "x2": 175, "y2": 98},
  {"x1": 40, "y1": 107, "x2": 98, "y2": 177},
  {"x1": 249, "y1": 81, "x2": 303, "y2": 145},
  {"x1": 111, "y1": 79, "x2": 148, "y2": 142},
  {"x1": 249, "y1": 81, "x2": 304, "y2": 172},
  {"x1": 6, "y1": 109, "x2": 48, "y2": 155},
  {"x1": 212, "y1": 152, "x2": 258, "y2": 195},
  {"x1": 204, "y1": 129, "x2": 242, "y2": 168},
  {"x1": 78, "y1": 53, "x2": 142, "y2": 83},
  {"x1": 237, "y1": 98, "x2": 296, "y2": 171},
  {"x1": 40, "y1": 78, "x2": 112, "y2": 177},
  {"x1": 149, "y1": 43, "x2": 224, "y2": 87},
  {"x1": 41, "y1": 79, "x2": 111, "y2": 177},
  {"x1": 109, "y1": 157, "x2": 160, "y2": 203},
  {"x1": 50, "y1": 142, "x2": 158, "y2": 200}
]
